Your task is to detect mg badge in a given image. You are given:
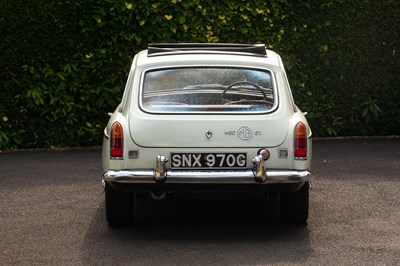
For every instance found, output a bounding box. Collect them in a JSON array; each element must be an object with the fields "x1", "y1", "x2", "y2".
[
  {"x1": 238, "y1": 126, "x2": 252, "y2": 140},
  {"x1": 205, "y1": 130, "x2": 213, "y2": 139}
]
